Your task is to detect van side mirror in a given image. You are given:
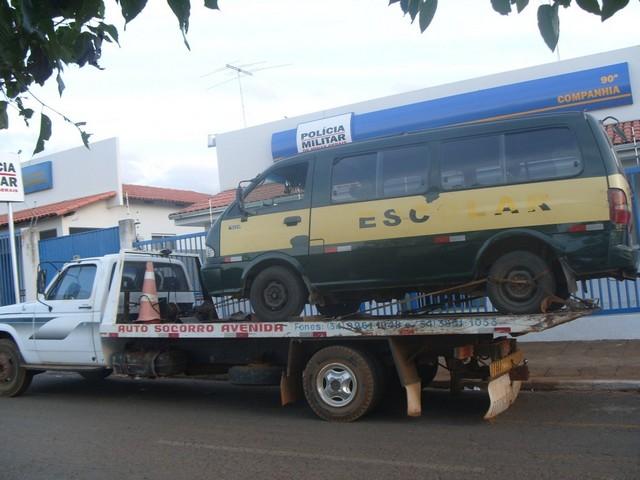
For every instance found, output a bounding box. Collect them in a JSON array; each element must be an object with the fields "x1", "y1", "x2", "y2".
[{"x1": 37, "y1": 268, "x2": 47, "y2": 295}]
